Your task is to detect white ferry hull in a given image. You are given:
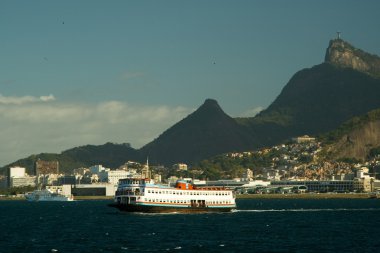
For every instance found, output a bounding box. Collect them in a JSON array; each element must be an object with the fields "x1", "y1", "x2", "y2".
[{"x1": 109, "y1": 202, "x2": 234, "y2": 213}]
